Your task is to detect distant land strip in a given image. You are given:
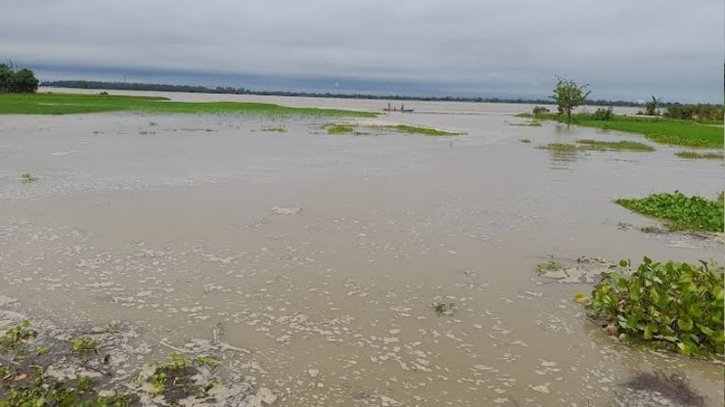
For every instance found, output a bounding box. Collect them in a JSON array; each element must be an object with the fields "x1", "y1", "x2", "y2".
[{"x1": 38, "y1": 80, "x2": 699, "y2": 108}]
